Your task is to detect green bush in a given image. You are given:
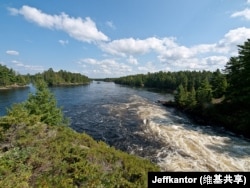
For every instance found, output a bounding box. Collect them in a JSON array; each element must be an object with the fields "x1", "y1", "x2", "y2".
[{"x1": 0, "y1": 123, "x2": 159, "y2": 187}]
